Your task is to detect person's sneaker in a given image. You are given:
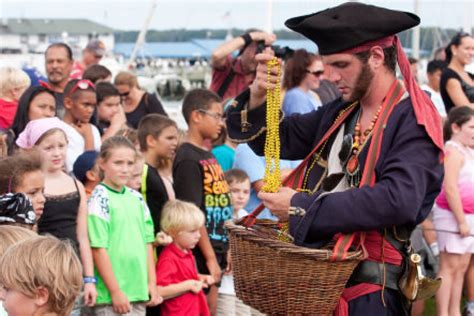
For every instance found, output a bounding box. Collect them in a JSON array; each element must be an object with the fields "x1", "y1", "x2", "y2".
[{"x1": 463, "y1": 307, "x2": 474, "y2": 316}]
